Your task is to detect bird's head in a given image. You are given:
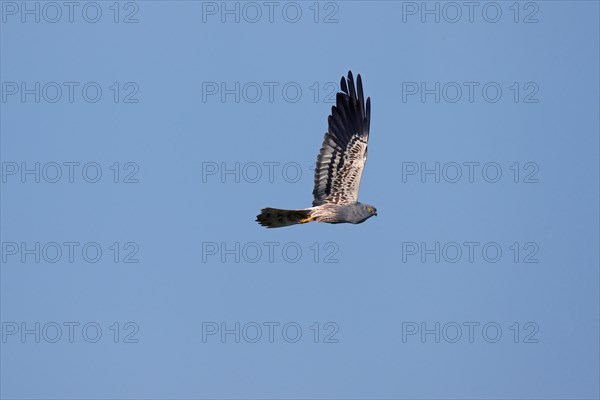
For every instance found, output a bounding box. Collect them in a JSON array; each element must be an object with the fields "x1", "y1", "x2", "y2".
[{"x1": 364, "y1": 204, "x2": 378, "y2": 217}]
